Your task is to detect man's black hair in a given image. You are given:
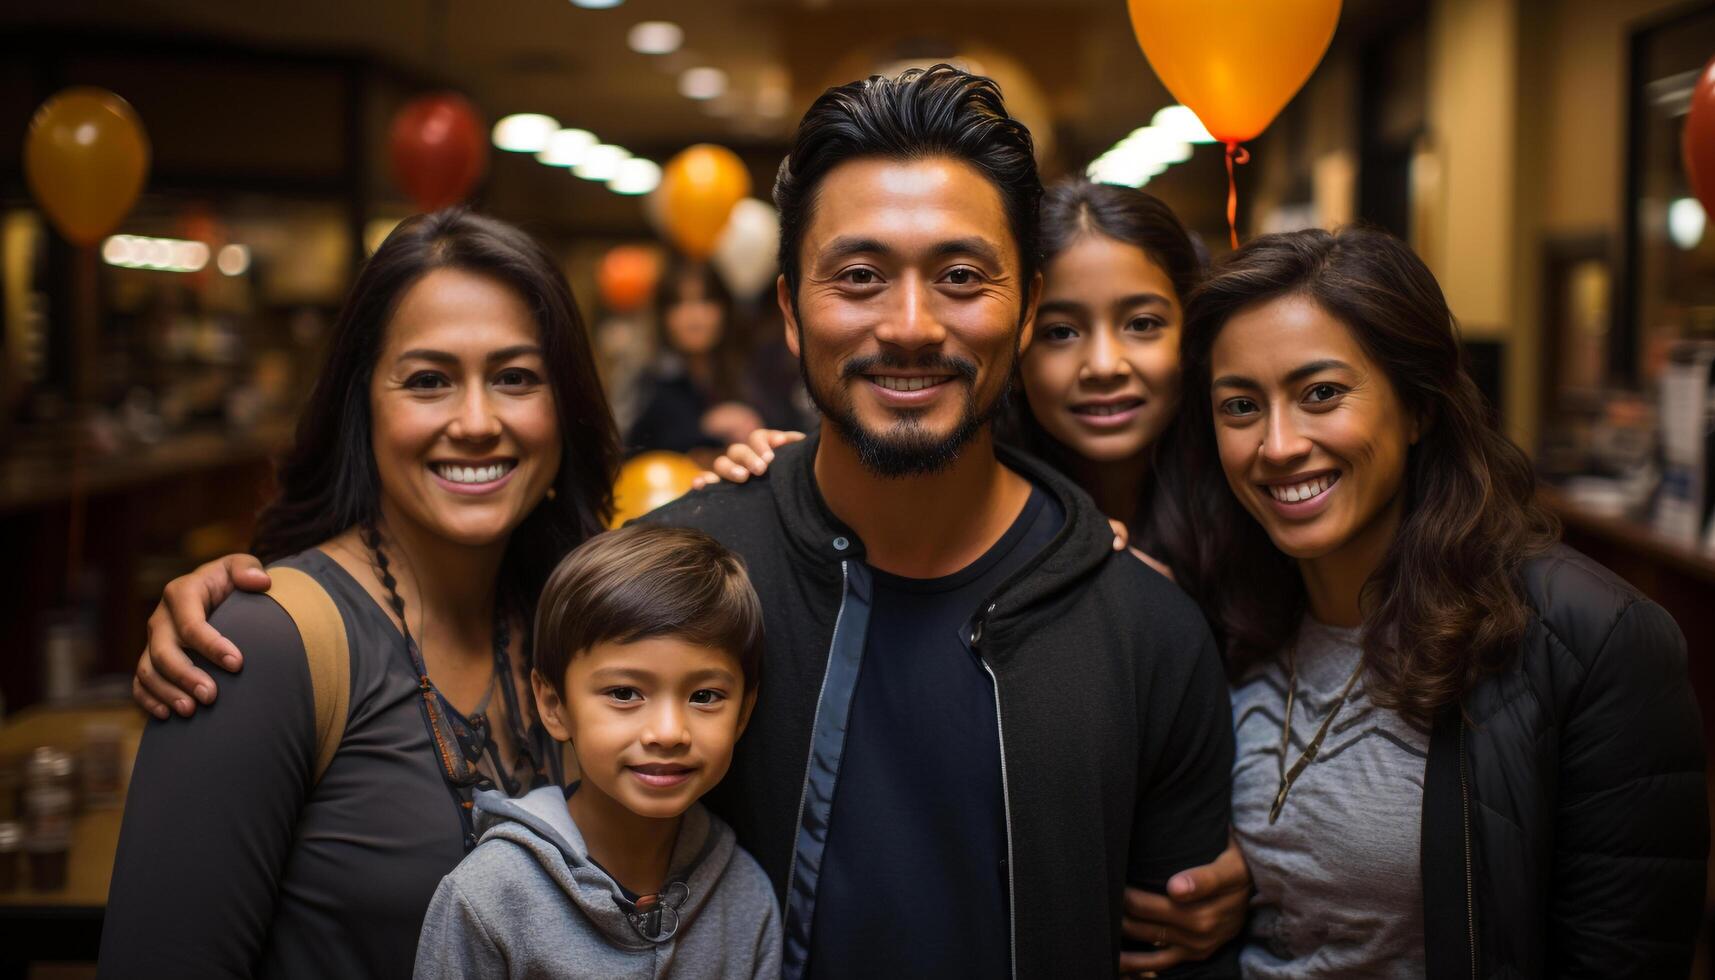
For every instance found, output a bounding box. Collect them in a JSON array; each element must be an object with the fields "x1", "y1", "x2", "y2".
[{"x1": 773, "y1": 64, "x2": 1043, "y2": 307}]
